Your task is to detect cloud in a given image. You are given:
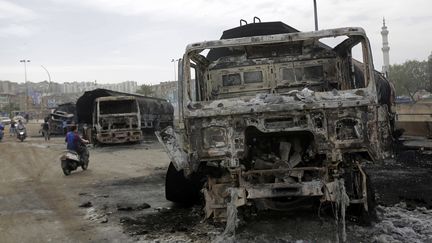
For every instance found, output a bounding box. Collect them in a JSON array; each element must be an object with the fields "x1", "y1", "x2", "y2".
[
  {"x1": 0, "y1": 24, "x2": 34, "y2": 37},
  {"x1": 0, "y1": 1, "x2": 39, "y2": 37},
  {"x1": 50, "y1": 0, "x2": 311, "y2": 25},
  {"x1": 0, "y1": 0, "x2": 37, "y2": 20},
  {"x1": 0, "y1": 64, "x2": 171, "y2": 84},
  {"x1": 2, "y1": 0, "x2": 432, "y2": 83}
]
